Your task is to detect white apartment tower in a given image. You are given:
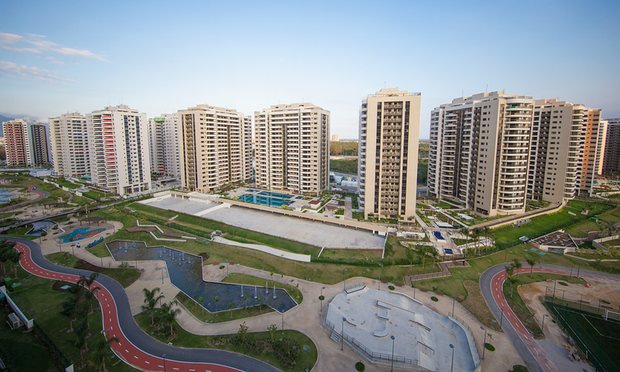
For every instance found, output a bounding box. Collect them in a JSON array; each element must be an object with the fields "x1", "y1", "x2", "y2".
[
  {"x1": 49, "y1": 113, "x2": 91, "y2": 178},
  {"x1": 429, "y1": 91, "x2": 534, "y2": 216},
  {"x1": 87, "y1": 105, "x2": 152, "y2": 196},
  {"x1": 358, "y1": 88, "x2": 420, "y2": 219},
  {"x1": 528, "y1": 99, "x2": 601, "y2": 203},
  {"x1": 254, "y1": 103, "x2": 329, "y2": 195},
  {"x1": 148, "y1": 114, "x2": 181, "y2": 179},
  {"x1": 2, "y1": 119, "x2": 32, "y2": 167},
  {"x1": 179, "y1": 104, "x2": 252, "y2": 193}
]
